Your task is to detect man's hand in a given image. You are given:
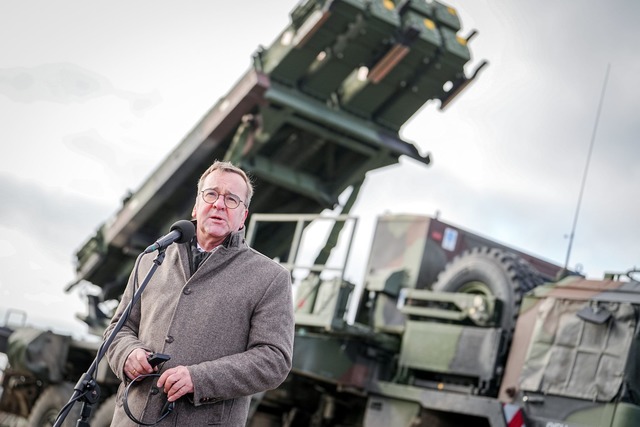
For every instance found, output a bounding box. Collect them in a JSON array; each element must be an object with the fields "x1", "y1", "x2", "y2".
[
  {"x1": 157, "y1": 366, "x2": 194, "y2": 402},
  {"x1": 124, "y1": 348, "x2": 153, "y2": 380}
]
